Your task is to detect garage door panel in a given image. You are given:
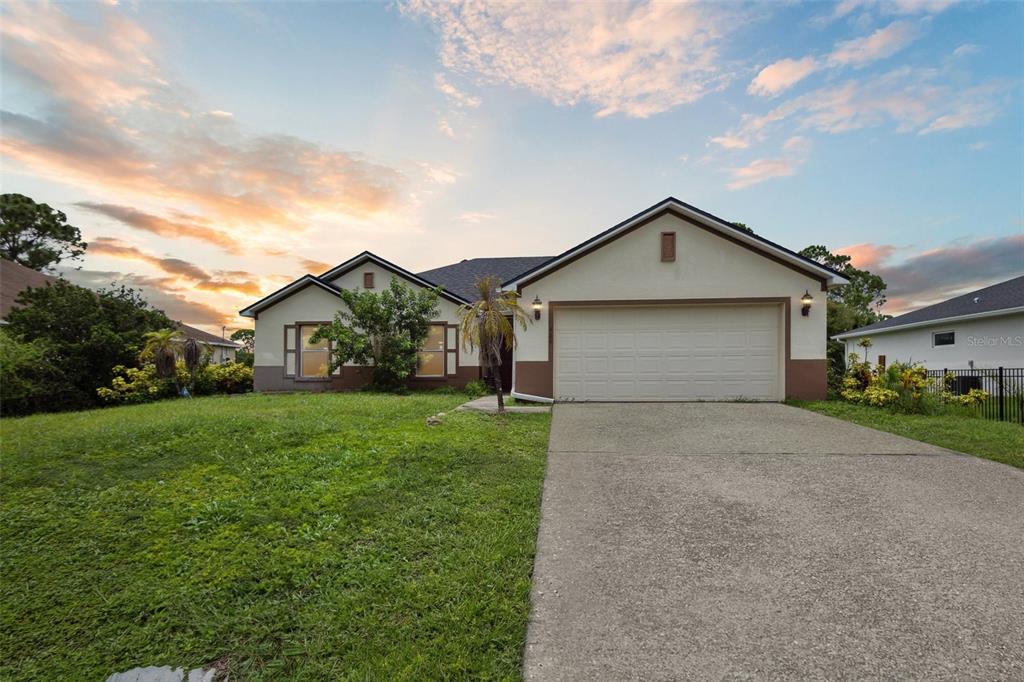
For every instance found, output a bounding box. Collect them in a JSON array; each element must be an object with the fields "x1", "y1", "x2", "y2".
[{"x1": 554, "y1": 305, "x2": 781, "y2": 402}]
